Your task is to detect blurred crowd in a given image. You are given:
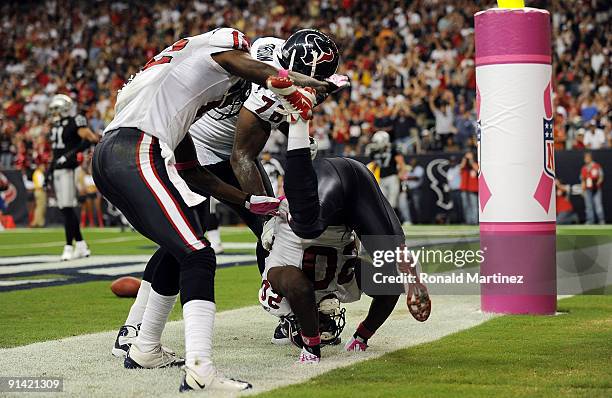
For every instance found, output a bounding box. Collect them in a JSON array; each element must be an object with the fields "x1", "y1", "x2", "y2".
[{"x1": 1, "y1": 0, "x2": 611, "y2": 170}]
